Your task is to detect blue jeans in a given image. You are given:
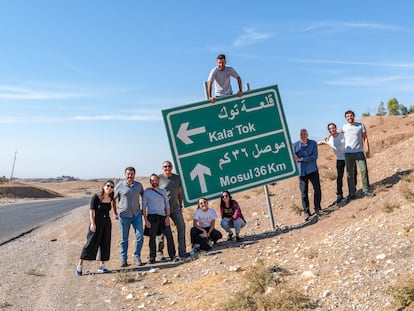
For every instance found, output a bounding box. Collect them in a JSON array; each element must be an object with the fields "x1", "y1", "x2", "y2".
[
  {"x1": 221, "y1": 218, "x2": 246, "y2": 235},
  {"x1": 119, "y1": 213, "x2": 143, "y2": 261}
]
